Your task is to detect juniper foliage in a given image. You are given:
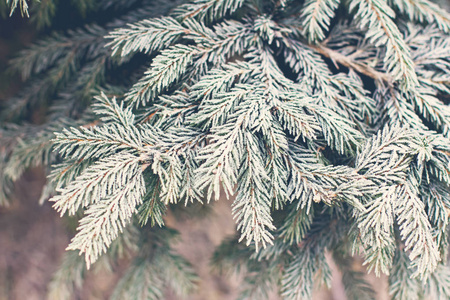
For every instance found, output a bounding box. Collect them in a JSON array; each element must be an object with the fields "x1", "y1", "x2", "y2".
[{"x1": 2, "y1": 0, "x2": 450, "y2": 298}]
